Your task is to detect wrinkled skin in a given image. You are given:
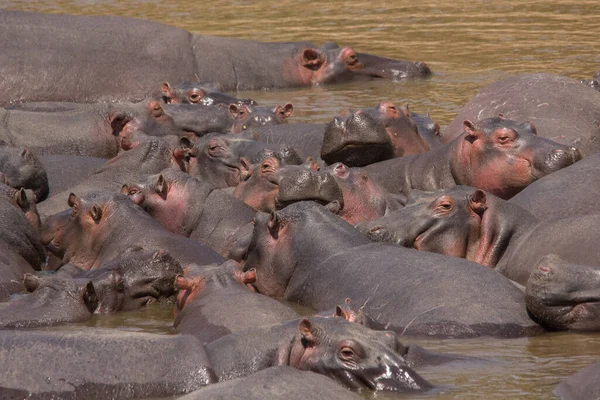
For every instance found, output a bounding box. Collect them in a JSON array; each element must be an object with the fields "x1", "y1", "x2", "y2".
[
  {"x1": 247, "y1": 124, "x2": 327, "y2": 161},
  {"x1": 0, "y1": 330, "x2": 216, "y2": 399},
  {"x1": 178, "y1": 366, "x2": 363, "y2": 400},
  {"x1": 60, "y1": 247, "x2": 183, "y2": 313},
  {"x1": 206, "y1": 316, "x2": 434, "y2": 393},
  {"x1": 160, "y1": 81, "x2": 256, "y2": 107},
  {"x1": 38, "y1": 138, "x2": 186, "y2": 218},
  {"x1": 233, "y1": 156, "x2": 343, "y2": 213},
  {"x1": 242, "y1": 201, "x2": 539, "y2": 338},
  {"x1": 230, "y1": 103, "x2": 294, "y2": 134},
  {"x1": 365, "y1": 116, "x2": 582, "y2": 199},
  {"x1": 554, "y1": 361, "x2": 600, "y2": 400},
  {"x1": 0, "y1": 142, "x2": 49, "y2": 201},
  {"x1": 321, "y1": 111, "x2": 394, "y2": 167},
  {"x1": 0, "y1": 275, "x2": 97, "y2": 328},
  {"x1": 357, "y1": 185, "x2": 600, "y2": 285},
  {"x1": 0, "y1": 10, "x2": 431, "y2": 105},
  {"x1": 443, "y1": 73, "x2": 600, "y2": 155},
  {"x1": 174, "y1": 260, "x2": 299, "y2": 345},
  {"x1": 325, "y1": 163, "x2": 402, "y2": 224},
  {"x1": 41, "y1": 192, "x2": 223, "y2": 270},
  {"x1": 526, "y1": 255, "x2": 600, "y2": 332},
  {"x1": 510, "y1": 152, "x2": 600, "y2": 220}
]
